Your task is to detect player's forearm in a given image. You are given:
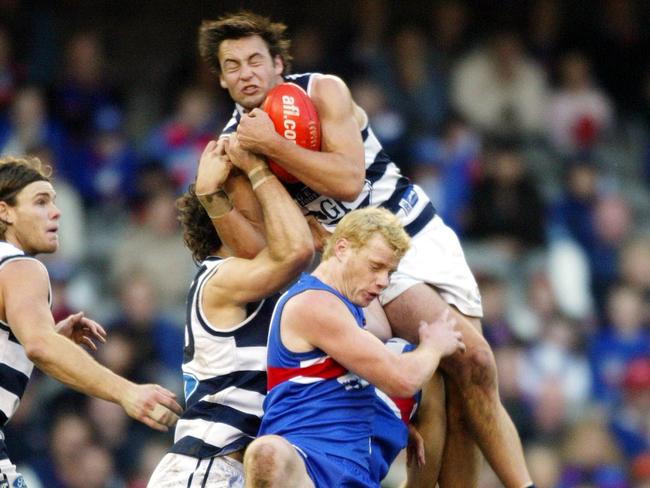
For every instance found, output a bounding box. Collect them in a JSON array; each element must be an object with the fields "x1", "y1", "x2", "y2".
[
  {"x1": 212, "y1": 208, "x2": 266, "y2": 259},
  {"x1": 225, "y1": 171, "x2": 266, "y2": 232},
  {"x1": 264, "y1": 137, "x2": 364, "y2": 201},
  {"x1": 26, "y1": 332, "x2": 131, "y2": 405},
  {"x1": 218, "y1": 172, "x2": 267, "y2": 258},
  {"x1": 387, "y1": 348, "x2": 443, "y2": 398},
  {"x1": 253, "y1": 176, "x2": 314, "y2": 265}
]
